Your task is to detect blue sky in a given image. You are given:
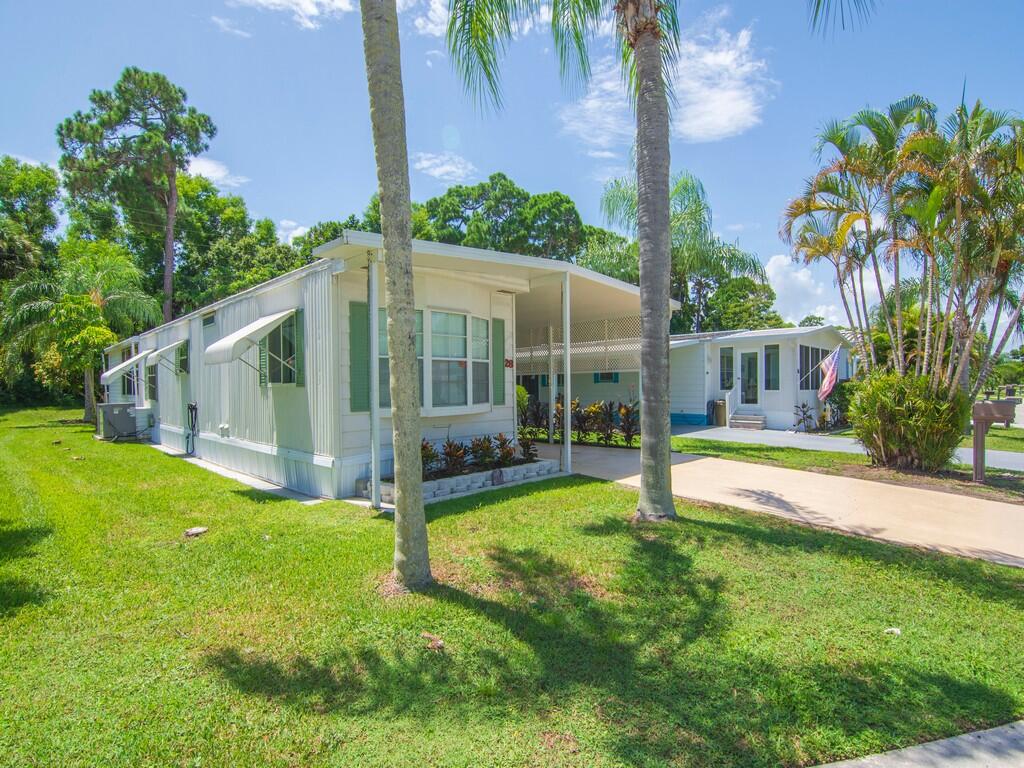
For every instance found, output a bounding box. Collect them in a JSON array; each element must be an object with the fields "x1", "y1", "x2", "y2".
[{"x1": 3, "y1": 0, "x2": 1022, "y2": 322}]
